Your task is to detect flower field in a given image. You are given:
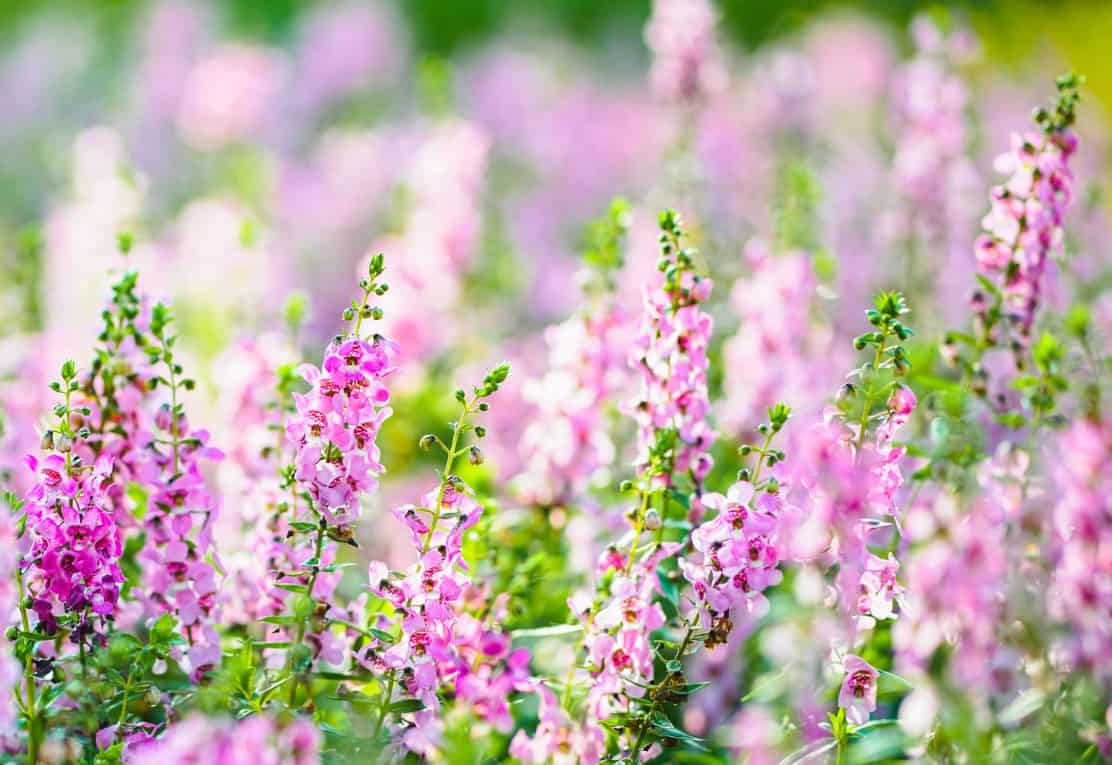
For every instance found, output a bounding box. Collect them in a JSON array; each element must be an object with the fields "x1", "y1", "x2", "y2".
[{"x1": 0, "y1": 1, "x2": 1111, "y2": 763}]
